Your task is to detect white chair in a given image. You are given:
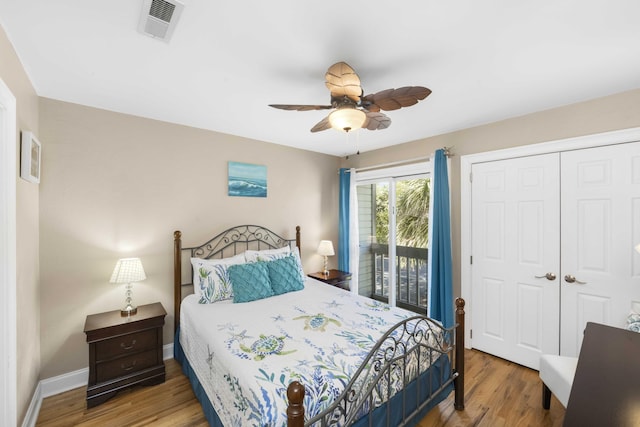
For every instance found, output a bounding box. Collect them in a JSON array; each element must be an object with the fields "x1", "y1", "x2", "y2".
[{"x1": 539, "y1": 354, "x2": 578, "y2": 408}]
